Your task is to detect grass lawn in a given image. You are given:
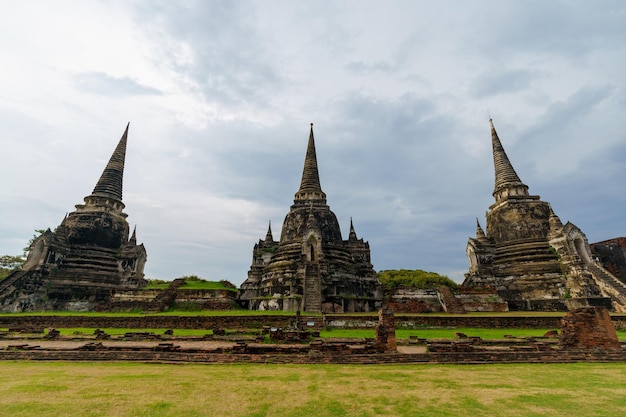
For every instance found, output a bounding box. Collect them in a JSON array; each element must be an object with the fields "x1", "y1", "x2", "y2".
[
  {"x1": 0, "y1": 362, "x2": 624, "y2": 417},
  {"x1": 324, "y1": 327, "x2": 626, "y2": 340},
  {"x1": 7, "y1": 327, "x2": 579, "y2": 339},
  {"x1": 3, "y1": 326, "x2": 625, "y2": 340}
]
